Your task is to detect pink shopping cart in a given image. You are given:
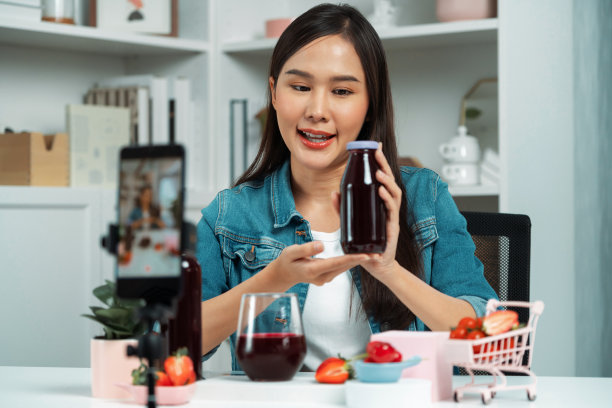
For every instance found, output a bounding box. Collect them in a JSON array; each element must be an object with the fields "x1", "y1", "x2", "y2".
[{"x1": 445, "y1": 299, "x2": 545, "y2": 404}]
